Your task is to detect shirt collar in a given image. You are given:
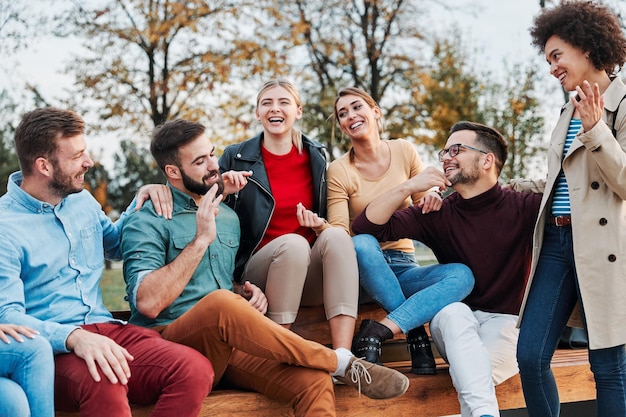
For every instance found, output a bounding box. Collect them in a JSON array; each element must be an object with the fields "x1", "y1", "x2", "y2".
[
  {"x1": 168, "y1": 182, "x2": 199, "y2": 211},
  {"x1": 7, "y1": 171, "x2": 59, "y2": 213}
]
